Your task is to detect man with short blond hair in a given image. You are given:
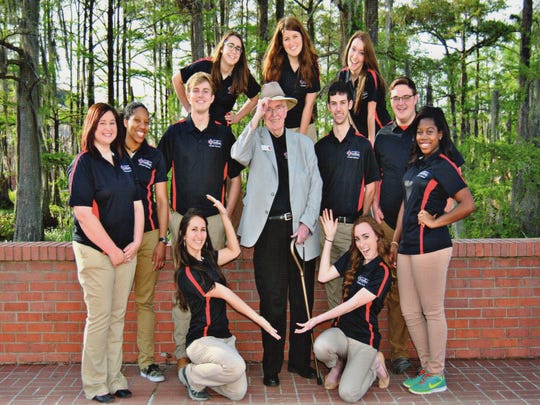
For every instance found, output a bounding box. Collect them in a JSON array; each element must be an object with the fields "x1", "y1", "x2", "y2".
[{"x1": 158, "y1": 71, "x2": 243, "y2": 376}]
